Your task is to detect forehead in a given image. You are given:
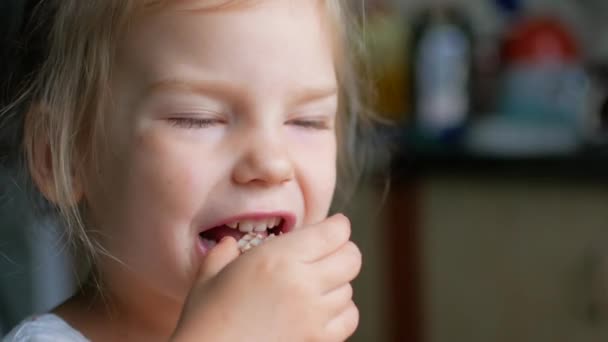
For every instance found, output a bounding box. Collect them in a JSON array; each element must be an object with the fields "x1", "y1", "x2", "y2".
[{"x1": 117, "y1": 0, "x2": 338, "y2": 100}]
